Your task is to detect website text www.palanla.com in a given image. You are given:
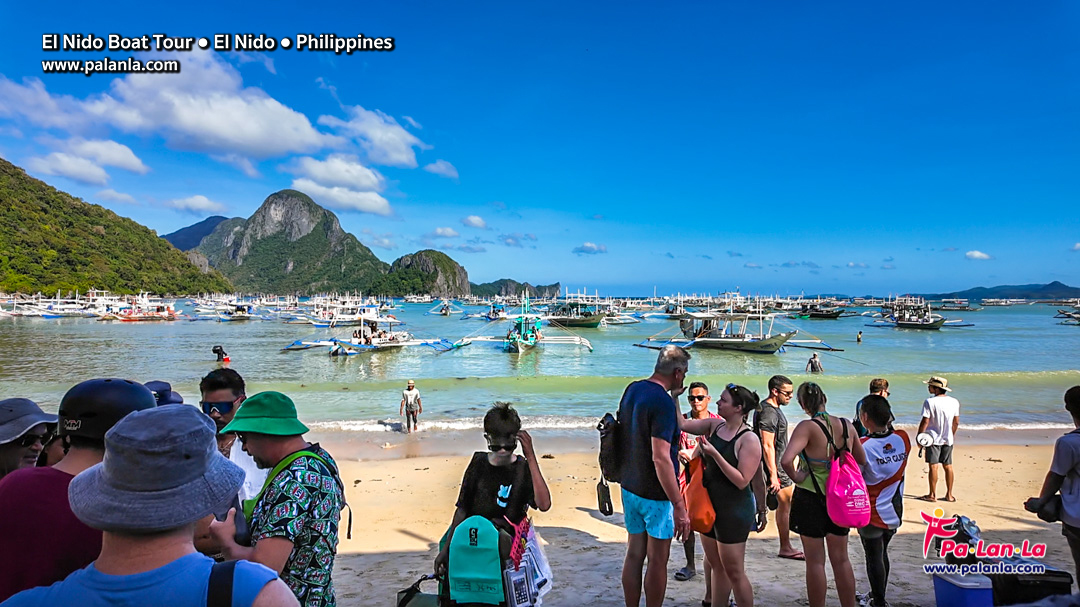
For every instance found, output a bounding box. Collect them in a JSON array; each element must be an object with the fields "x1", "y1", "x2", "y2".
[
  {"x1": 42, "y1": 57, "x2": 180, "y2": 76},
  {"x1": 922, "y1": 562, "x2": 1046, "y2": 576}
]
